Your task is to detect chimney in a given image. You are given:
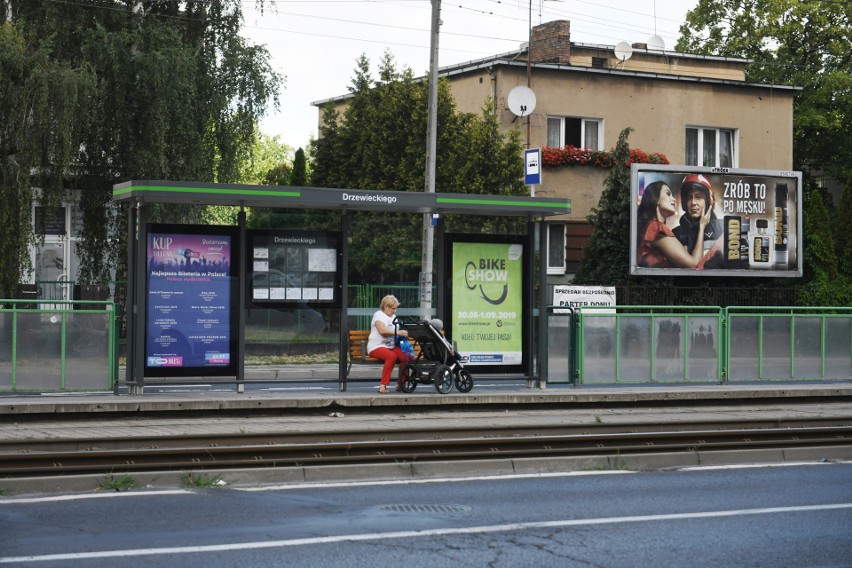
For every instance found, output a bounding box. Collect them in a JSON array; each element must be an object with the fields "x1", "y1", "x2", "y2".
[{"x1": 529, "y1": 20, "x2": 571, "y2": 65}]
